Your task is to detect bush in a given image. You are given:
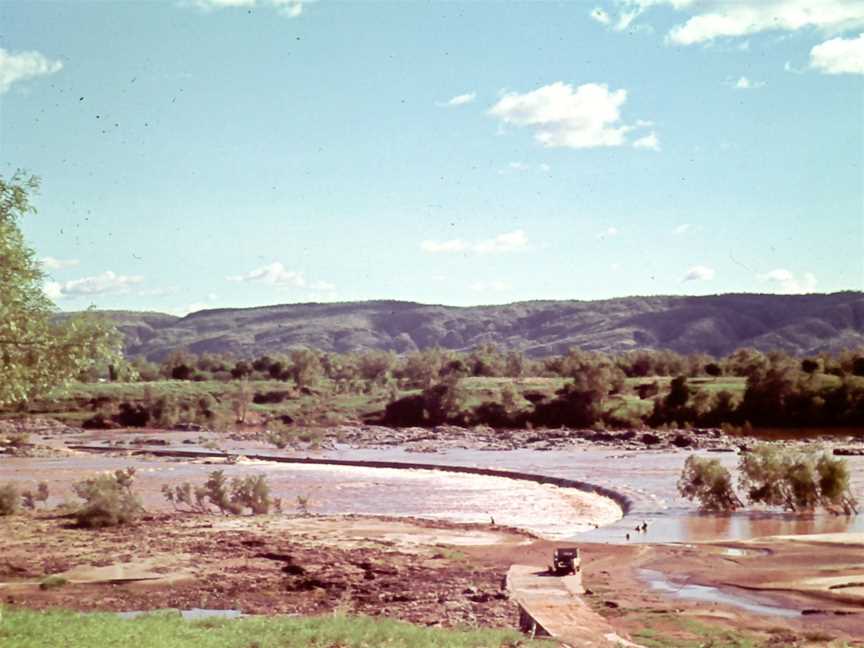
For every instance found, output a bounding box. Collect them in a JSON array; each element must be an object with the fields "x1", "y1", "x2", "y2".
[
  {"x1": 21, "y1": 482, "x2": 49, "y2": 509},
  {"x1": 0, "y1": 483, "x2": 20, "y2": 516},
  {"x1": 677, "y1": 456, "x2": 742, "y2": 512},
  {"x1": 679, "y1": 446, "x2": 858, "y2": 514},
  {"x1": 166, "y1": 470, "x2": 278, "y2": 515},
  {"x1": 72, "y1": 468, "x2": 143, "y2": 528}
]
